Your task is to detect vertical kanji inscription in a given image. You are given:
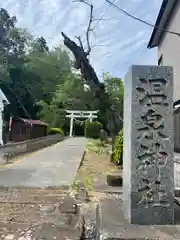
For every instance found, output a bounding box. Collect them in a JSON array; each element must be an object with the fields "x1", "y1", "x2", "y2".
[
  {"x1": 123, "y1": 66, "x2": 174, "y2": 224},
  {"x1": 136, "y1": 78, "x2": 169, "y2": 207}
]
